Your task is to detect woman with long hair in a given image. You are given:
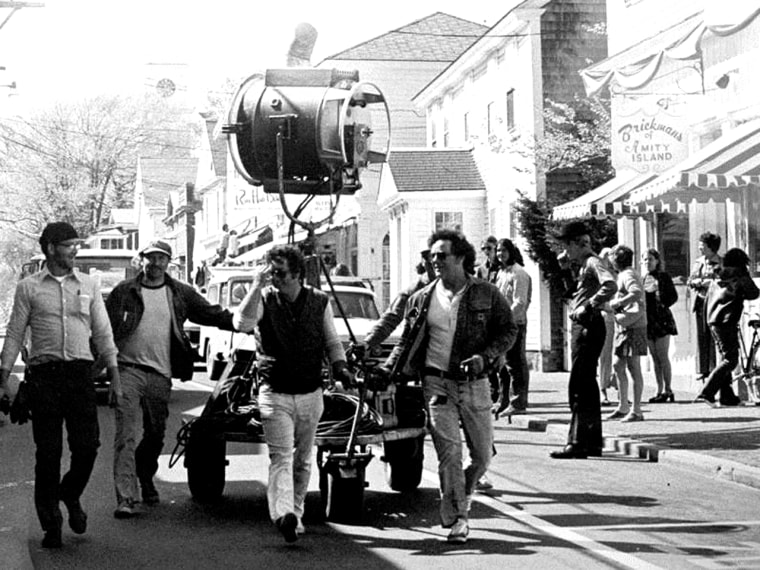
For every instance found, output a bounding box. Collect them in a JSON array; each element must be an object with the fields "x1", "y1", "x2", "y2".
[{"x1": 643, "y1": 249, "x2": 678, "y2": 402}]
